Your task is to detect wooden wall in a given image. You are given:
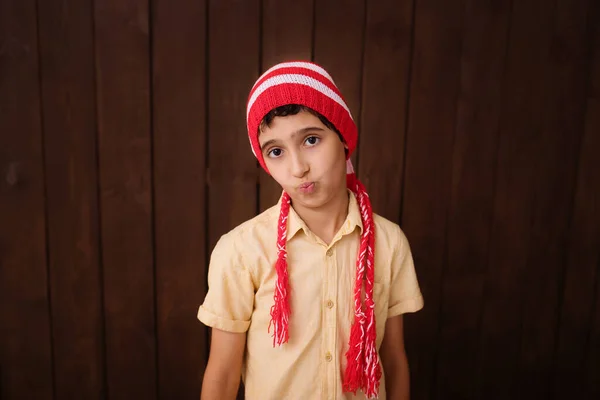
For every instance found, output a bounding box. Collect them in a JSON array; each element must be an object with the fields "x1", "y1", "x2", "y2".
[{"x1": 0, "y1": 0, "x2": 598, "y2": 399}]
